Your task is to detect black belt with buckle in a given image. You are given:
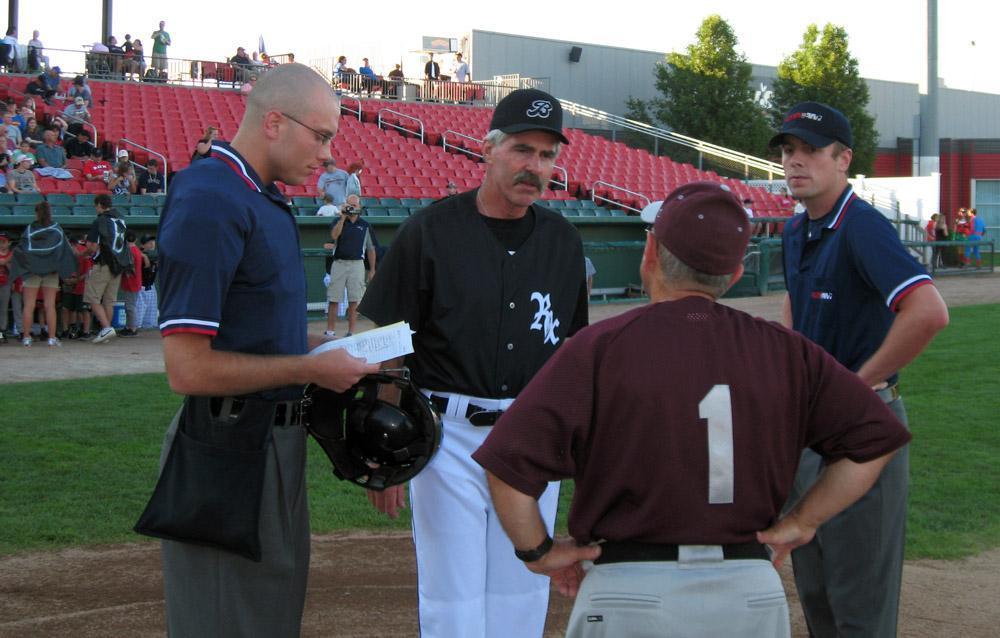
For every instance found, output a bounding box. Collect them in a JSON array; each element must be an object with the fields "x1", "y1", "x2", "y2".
[
  {"x1": 428, "y1": 394, "x2": 505, "y2": 426},
  {"x1": 209, "y1": 397, "x2": 304, "y2": 427},
  {"x1": 594, "y1": 540, "x2": 770, "y2": 565}
]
